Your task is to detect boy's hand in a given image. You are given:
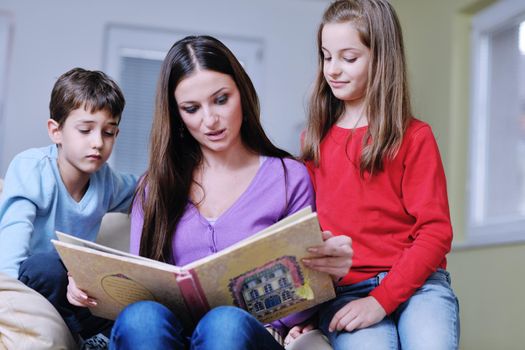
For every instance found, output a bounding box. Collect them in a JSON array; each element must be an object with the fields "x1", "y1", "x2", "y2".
[
  {"x1": 302, "y1": 231, "x2": 353, "y2": 279},
  {"x1": 284, "y1": 322, "x2": 315, "y2": 346},
  {"x1": 329, "y1": 296, "x2": 386, "y2": 332},
  {"x1": 66, "y1": 274, "x2": 97, "y2": 307}
]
